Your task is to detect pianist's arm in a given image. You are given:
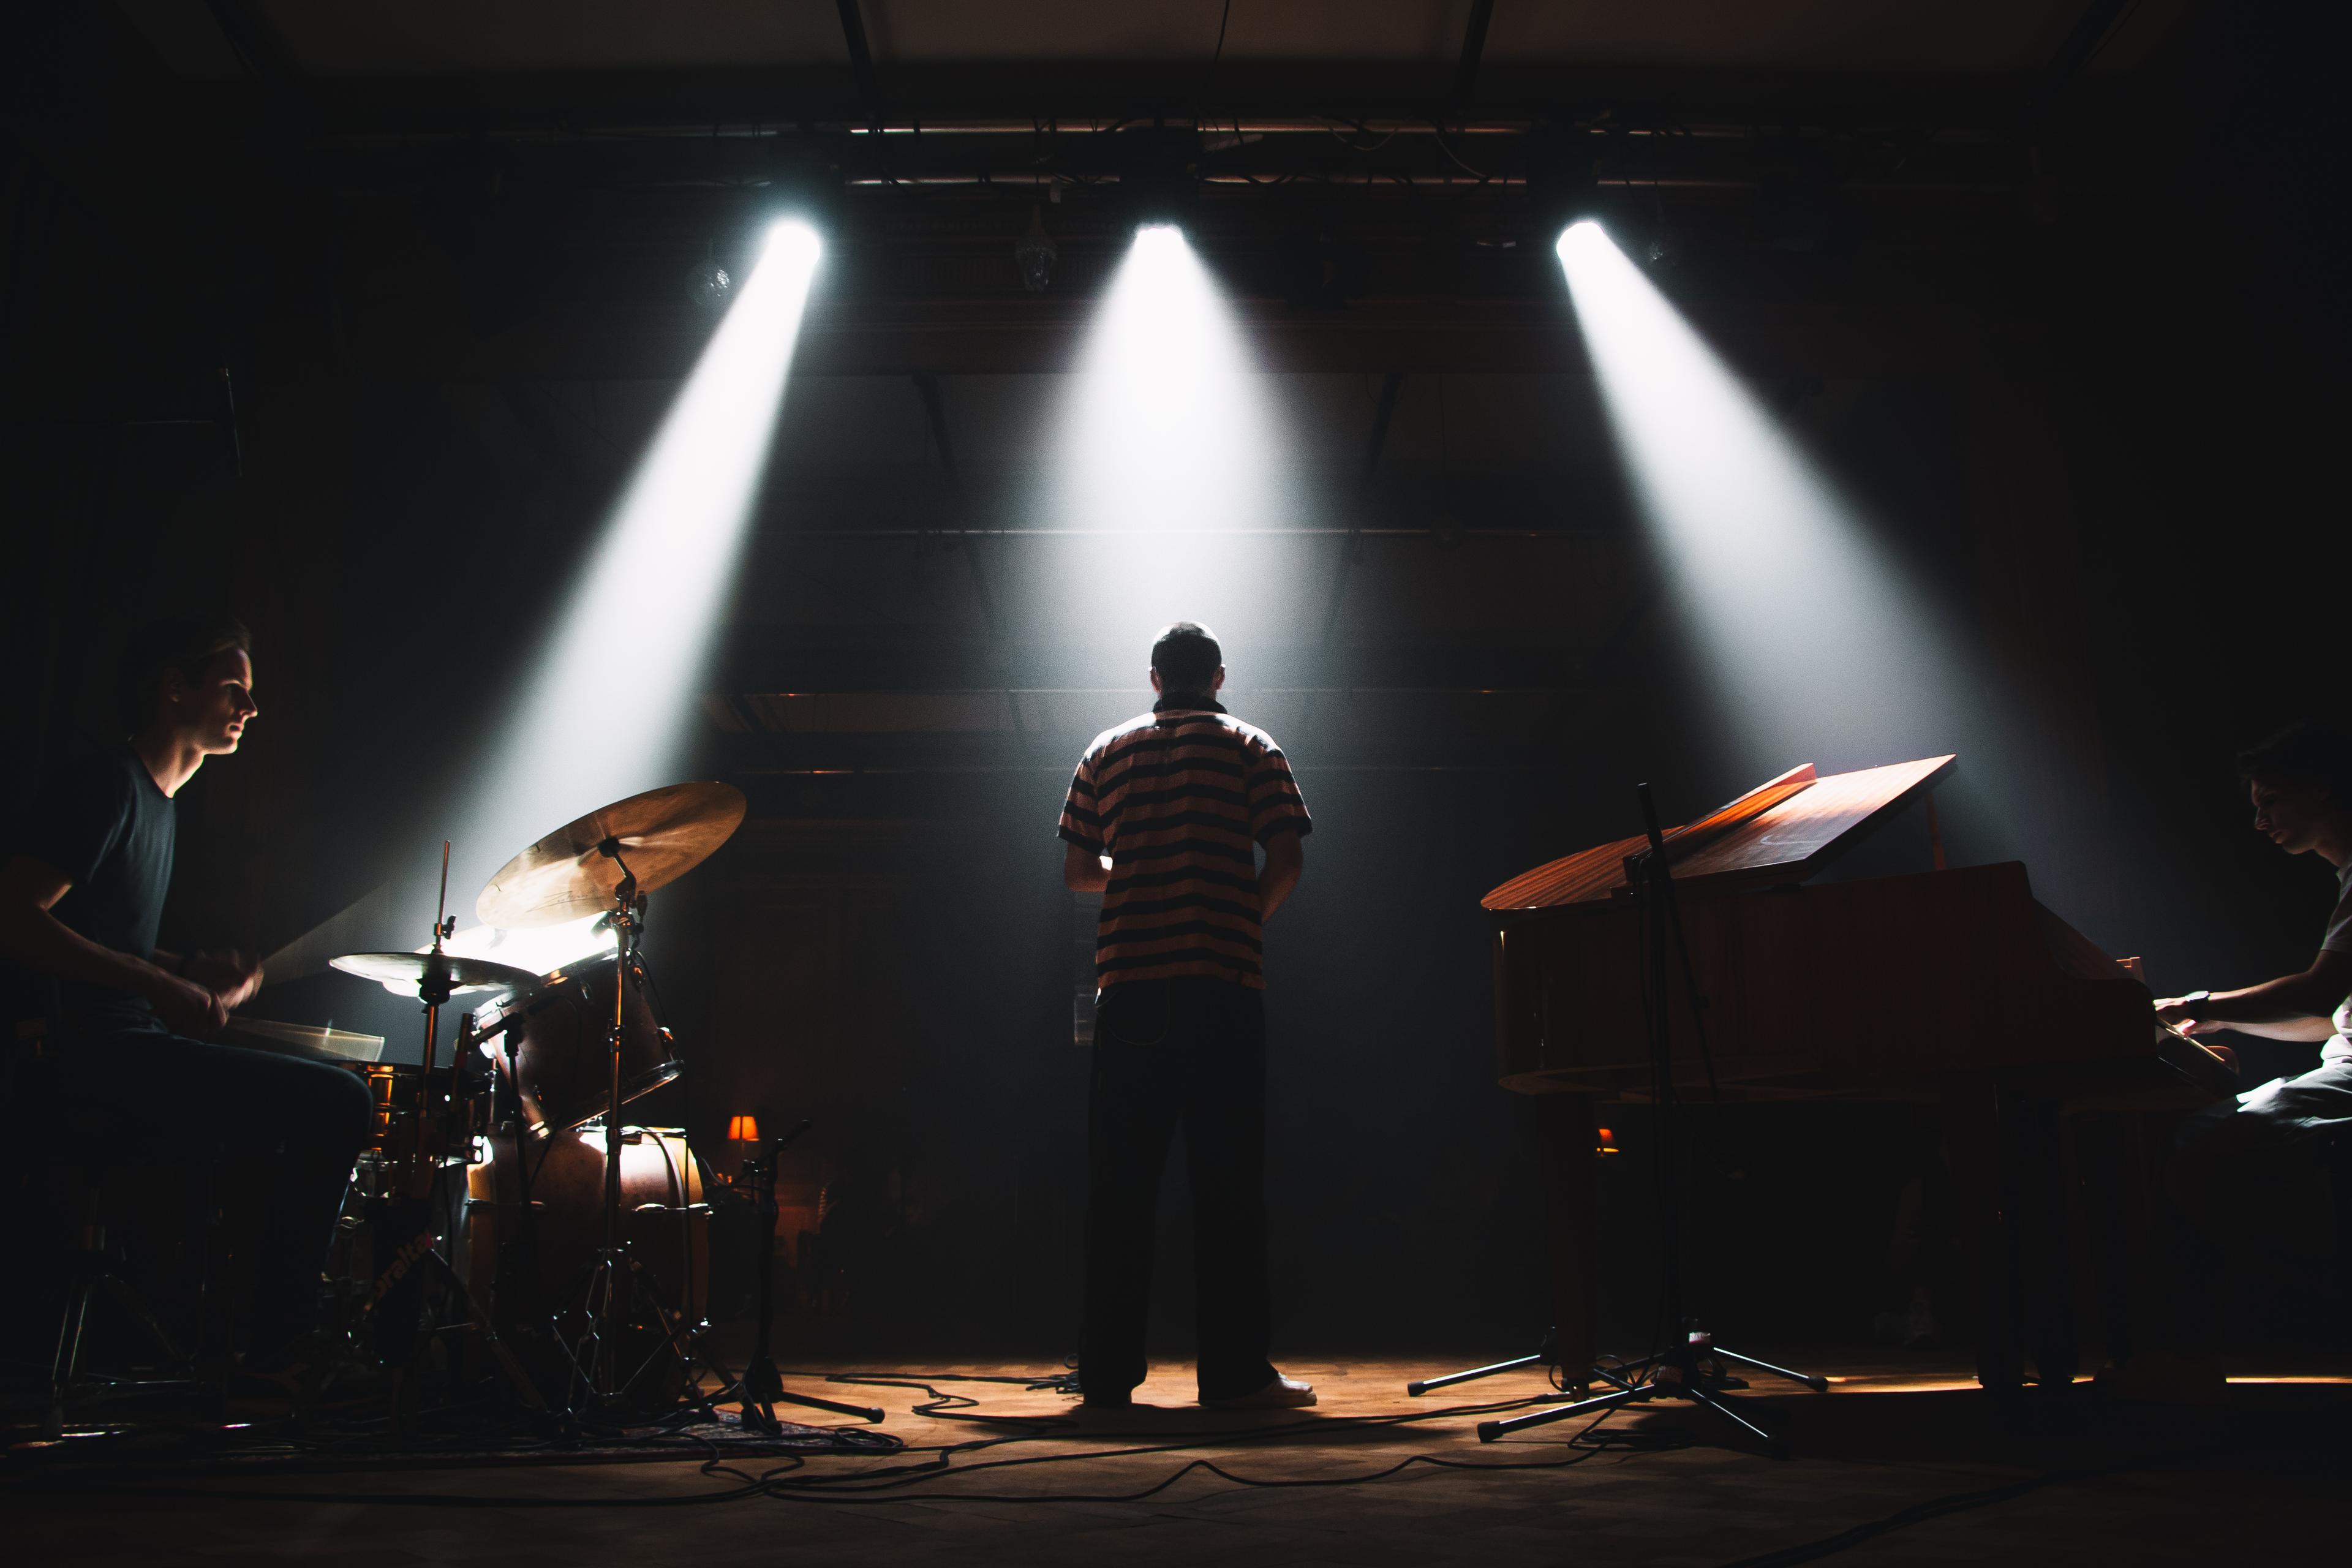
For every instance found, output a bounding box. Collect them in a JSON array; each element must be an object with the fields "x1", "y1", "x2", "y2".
[{"x1": 2155, "y1": 947, "x2": 2351, "y2": 1040}]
